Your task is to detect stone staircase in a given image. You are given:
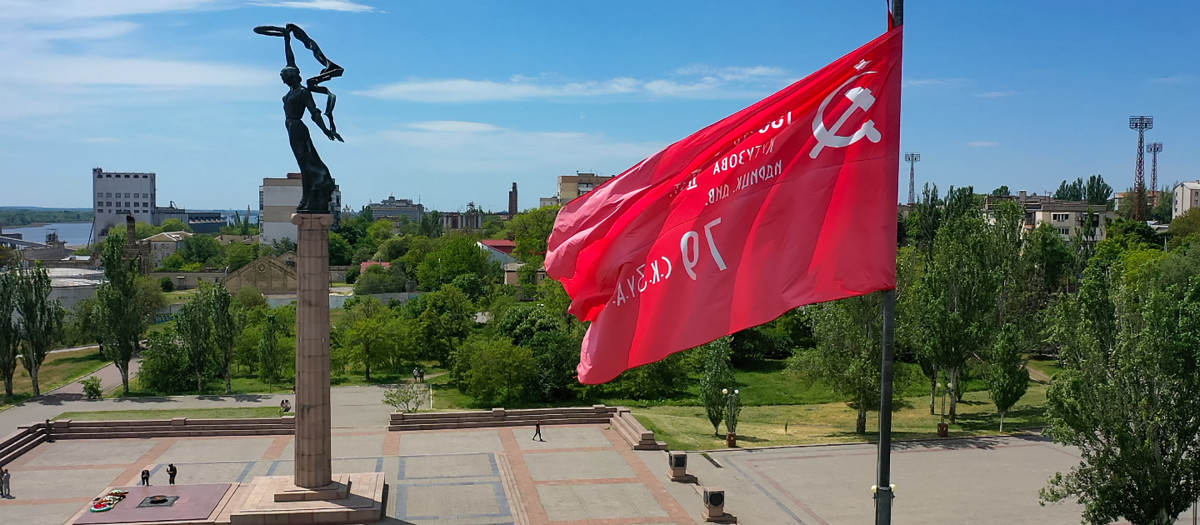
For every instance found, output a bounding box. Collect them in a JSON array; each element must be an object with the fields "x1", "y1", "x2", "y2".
[
  {"x1": 41, "y1": 416, "x2": 296, "y2": 440},
  {"x1": 0, "y1": 421, "x2": 48, "y2": 467},
  {"x1": 387, "y1": 404, "x2": 667, "y2": 450}
]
